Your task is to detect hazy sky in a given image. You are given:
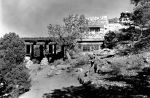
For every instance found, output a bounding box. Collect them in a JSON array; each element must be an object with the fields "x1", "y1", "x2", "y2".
[{"x1": 0, "y1": 0, "x2": 133, "y2": 37}]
